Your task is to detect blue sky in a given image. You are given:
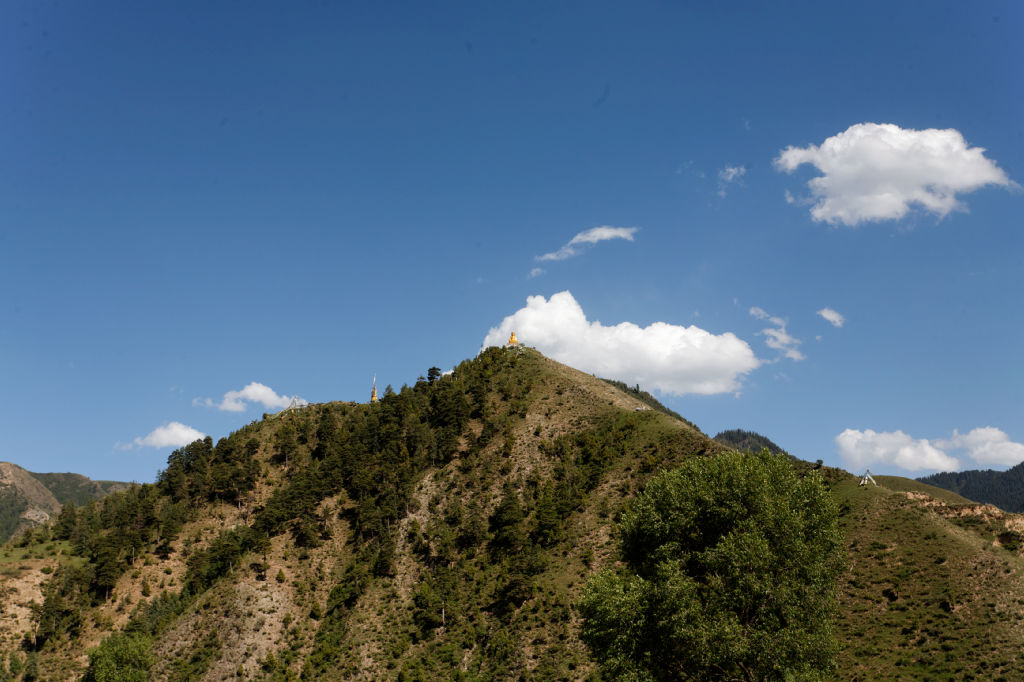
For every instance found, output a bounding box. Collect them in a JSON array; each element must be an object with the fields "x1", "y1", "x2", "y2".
[{"x1": 2, "y1": 1, "x2": 1021, "y2": 482}]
